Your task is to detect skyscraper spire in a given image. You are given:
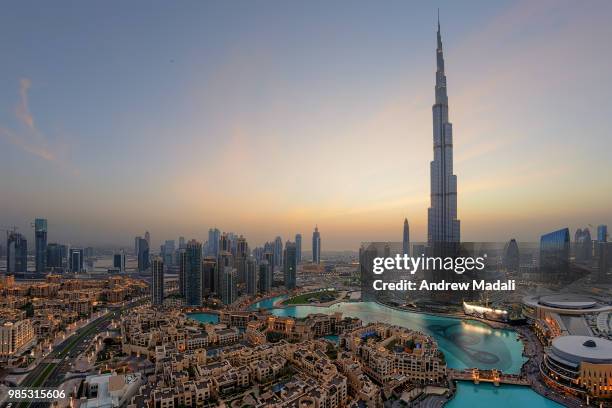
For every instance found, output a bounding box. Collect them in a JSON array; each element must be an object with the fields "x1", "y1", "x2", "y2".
[{"x1": 428, "y1": 13, "x2": 460, "y2": 244}]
